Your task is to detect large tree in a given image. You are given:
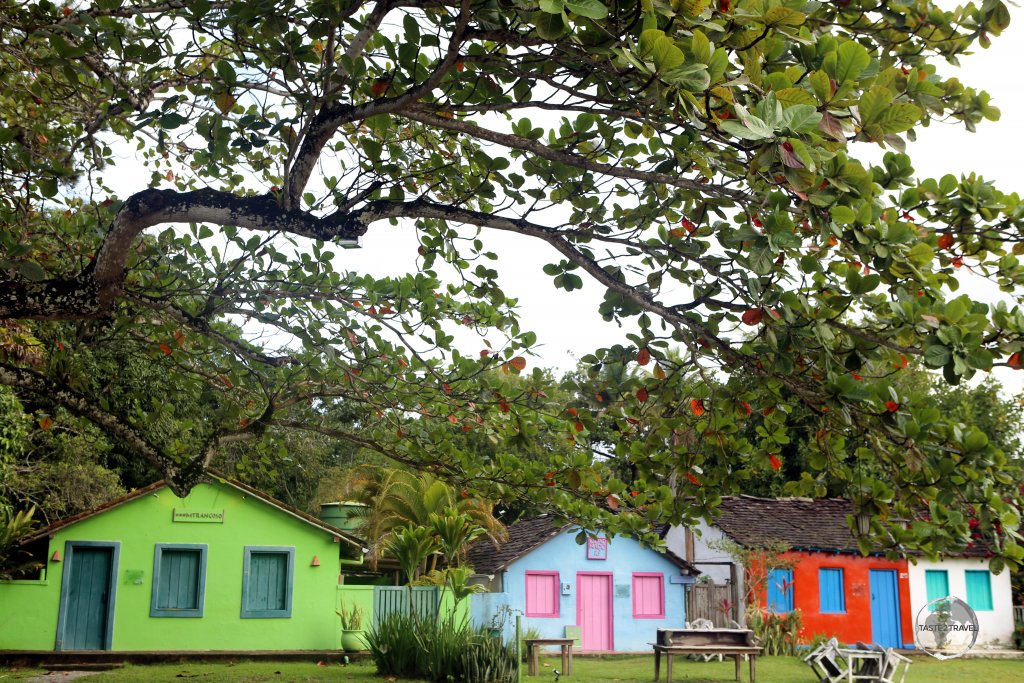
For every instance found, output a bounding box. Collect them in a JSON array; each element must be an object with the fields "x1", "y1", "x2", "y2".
[{"x1": 1, "y1": 0, "x2": 1023, "y2": 566}]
